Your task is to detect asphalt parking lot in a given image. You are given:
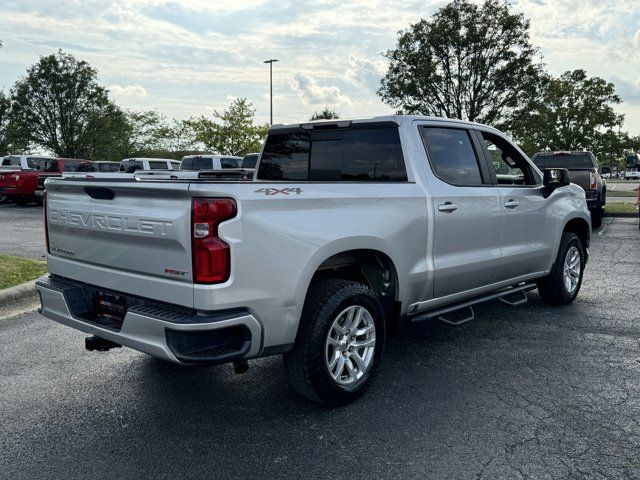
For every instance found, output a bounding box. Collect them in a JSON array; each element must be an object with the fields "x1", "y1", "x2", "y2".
[
  {"x1": 0, "y1": 203, "x2": 45, "y2": 260},
  {"x1": 0, "y1": 216, "x2": 639, "y2": 479}
]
